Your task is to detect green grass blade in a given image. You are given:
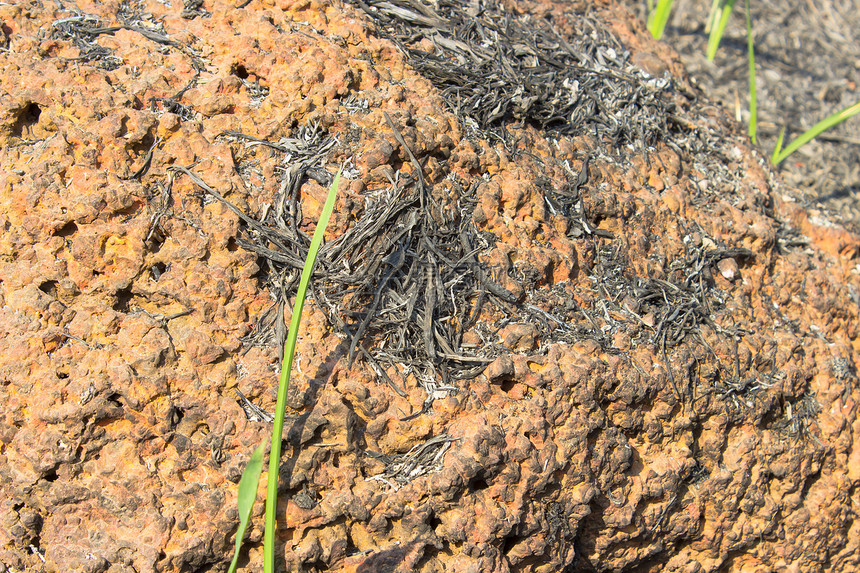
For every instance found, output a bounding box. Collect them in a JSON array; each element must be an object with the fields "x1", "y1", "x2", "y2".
[
  {"x1": 772, "y1": 101, "x2": 860, "y2": 165},
  {"x1": 647, "y1": 0, "x2": 674, "y2": 40},
  {"x1": 771, "y1": 126, "x2": 786, "y2": 164},
  {"x1": 263, "y1": 169, "x2": 341, "y2": 573},
  {"x1": 744, "y1": 0, "x2": 756, "y2": 144},
  {"x1": 705, "y1": 0, "x2": 721, "y2": 33},
  {"x1": 228, "y1": 441, "x2": 267, "y2": 573},
  {"x1": 707, "y1": 0, "x2": 737, "y2": 61}
]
